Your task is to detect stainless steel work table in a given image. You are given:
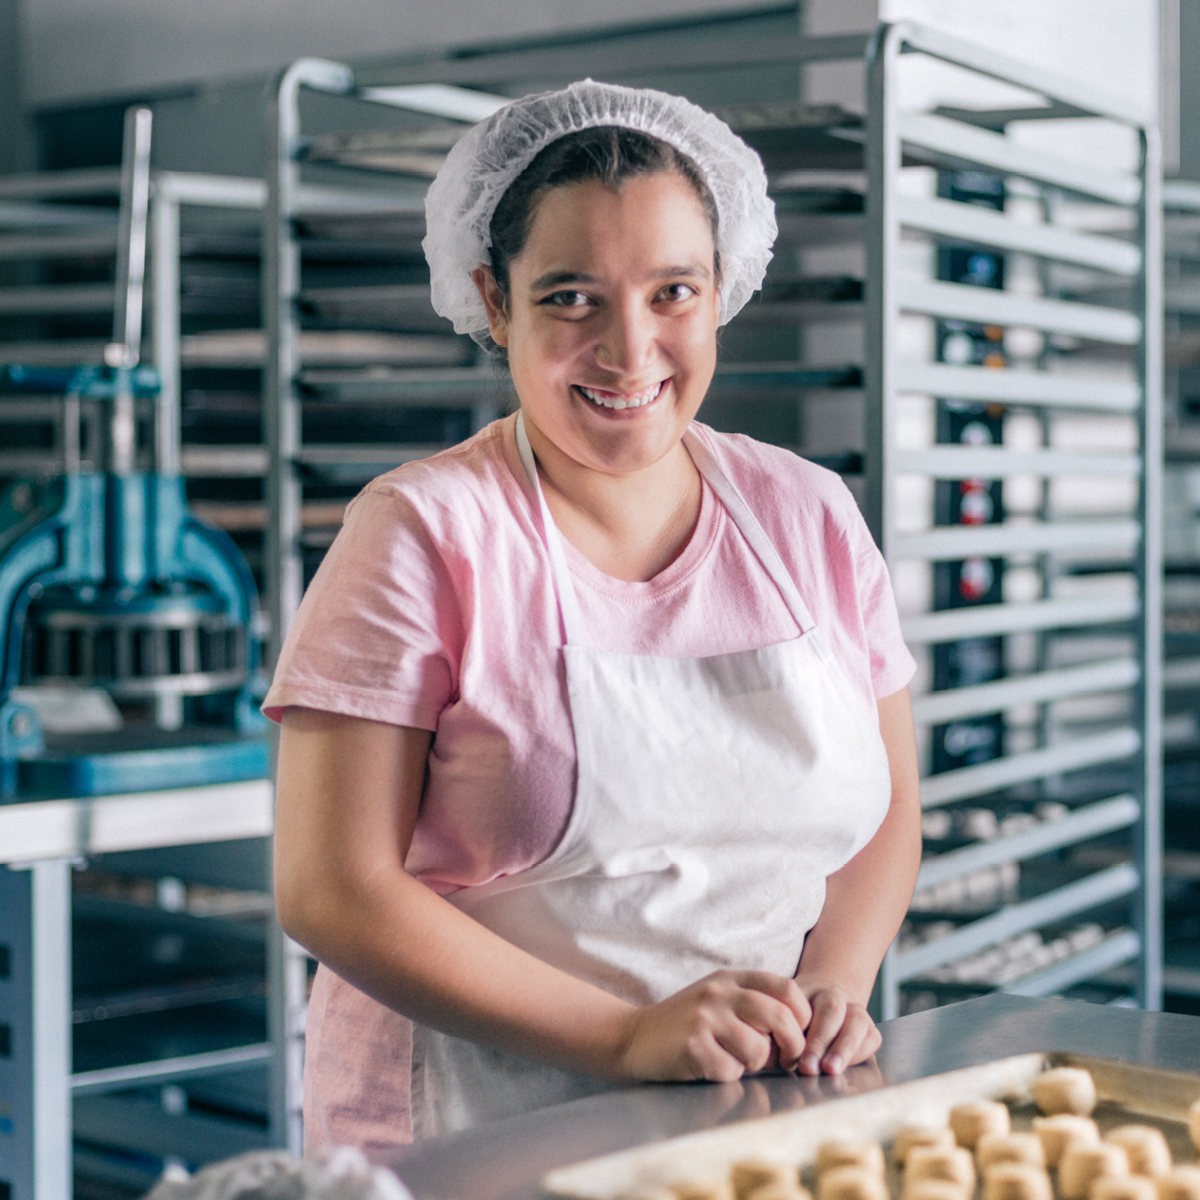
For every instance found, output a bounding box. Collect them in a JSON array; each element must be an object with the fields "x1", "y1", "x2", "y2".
[{"x1": 381, "y1": 994, "x2": 1200, "y2": 1200}]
